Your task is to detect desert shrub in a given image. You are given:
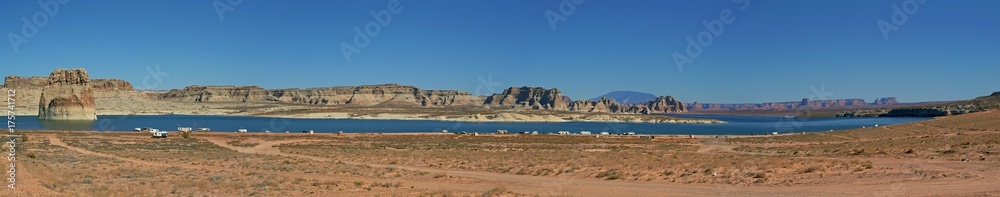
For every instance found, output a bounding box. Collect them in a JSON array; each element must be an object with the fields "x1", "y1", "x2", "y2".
[
  {"x1": 799, "y1": 165, "x2": 824, "y2": 174},
  {"x1": 482, "y1": 187, "x2": 511, "y2": 197},
  {"x1": 596, "y1": 169, "x2": 623, "y2": 180}
]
